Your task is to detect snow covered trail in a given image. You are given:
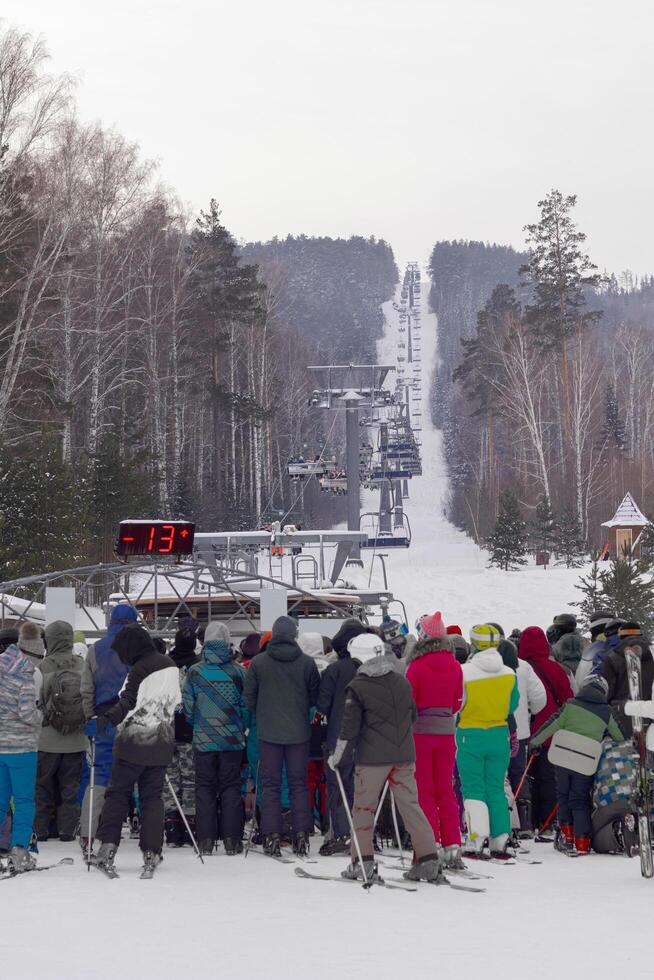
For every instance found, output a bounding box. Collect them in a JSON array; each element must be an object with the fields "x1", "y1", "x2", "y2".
[
  {"x1": 351, "y1": 274, "x2": 587, "y2": 634},
  {"x1": 5, "y1": 836, "x2": 650, "y2": 980}
]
